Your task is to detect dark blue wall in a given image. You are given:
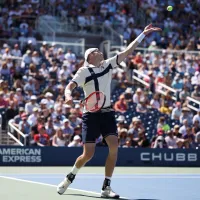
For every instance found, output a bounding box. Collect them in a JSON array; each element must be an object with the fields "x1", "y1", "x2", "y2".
[{"x1": 0, "y1": 146, "x2": 199, "y2": 167}]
